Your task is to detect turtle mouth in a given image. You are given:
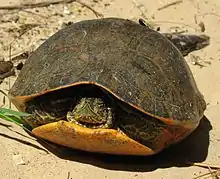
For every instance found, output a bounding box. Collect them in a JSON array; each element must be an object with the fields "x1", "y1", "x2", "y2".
[{"x1": 69, "y1": 120, "x2": 107, "y2": 128}]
